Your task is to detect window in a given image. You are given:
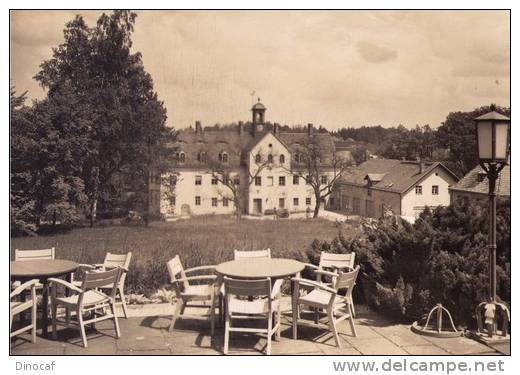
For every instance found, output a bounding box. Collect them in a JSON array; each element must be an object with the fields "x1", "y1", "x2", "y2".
[
  {"x1": 367, "y1": 188, "x2": 372, "y2": 197},
  {"x1": 169, "y1": 196, "x2": 176, "y2": 206},
  {"x1": 366, "y1": 200, "x2": 375, "y2": 218},
  {"x1": 267, "y1": 176, "x2": 274, "y2": 186},
  {"x1": 294, "y1": 153, "x2": 300, "y2": 163},
  {"x1": 268, "y1": 154, "x2": 273, "y2": 163},
  {"x1": 197, "y1": 152, "x2": 207, "y2": 163},
  {"x1": 233, "y1": 176, "x2": 240, "y2": 186},
  {"x1": 279, "y1": 198, "x2": 285, "y2": 208},
  {"x1": 279, "y1": 154, "x2": 285, "y2": 164},
  {"x1": 306, "y1": 197, "x2": 312, "y2": 206},
  {"x1": 321, "y1": 175, "x2": 328, "y2": 184},
  {"x1": 219, "y1": 152, "x2": 228, "y2": 164},
  {"x1": 178, "y1": 151, "x2": 186, "y2": 163},
  {"x1": 432, "y1": 185, "x2": 439, "y2": 195},
  {"x1": 306, "y1": 175, "x2": 311, "y2": 185},
  {"x1": 279, "y1": 176, "x2": 286, "y2": 186},
  {"x1": 195, "y1": 175, "x2": 202, "y2": 185},
  {"x1": 352, "y1": 198, "x2": 361, "y2": 214},
  {"x1": 293, "y1": 198, "x2": 299, "y2": 206},
  {"x1": 415, "y1": 185, "x2": 422, "y2": 195},
  {"x1": 212, "y1": 198, "x2": 218, "y2": 207},
  {"x1": 195, "y1": 196, "x2": 201, "y2": 206},
  {"x1": 255, "y1": 176, "x2": 262, "y2": 186},
  {"x1": 255, "y1": 154, "x2": 262, "y2": 163},
  {"x1": 223, "y1": 198, "x2": 229, "y2": 207},
  {"x1": 293, "y1": 175, "x2": 299, "y2": 185},
  {"x1": 211, "y1": 177, "x2": 218, "y2": 185}
]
